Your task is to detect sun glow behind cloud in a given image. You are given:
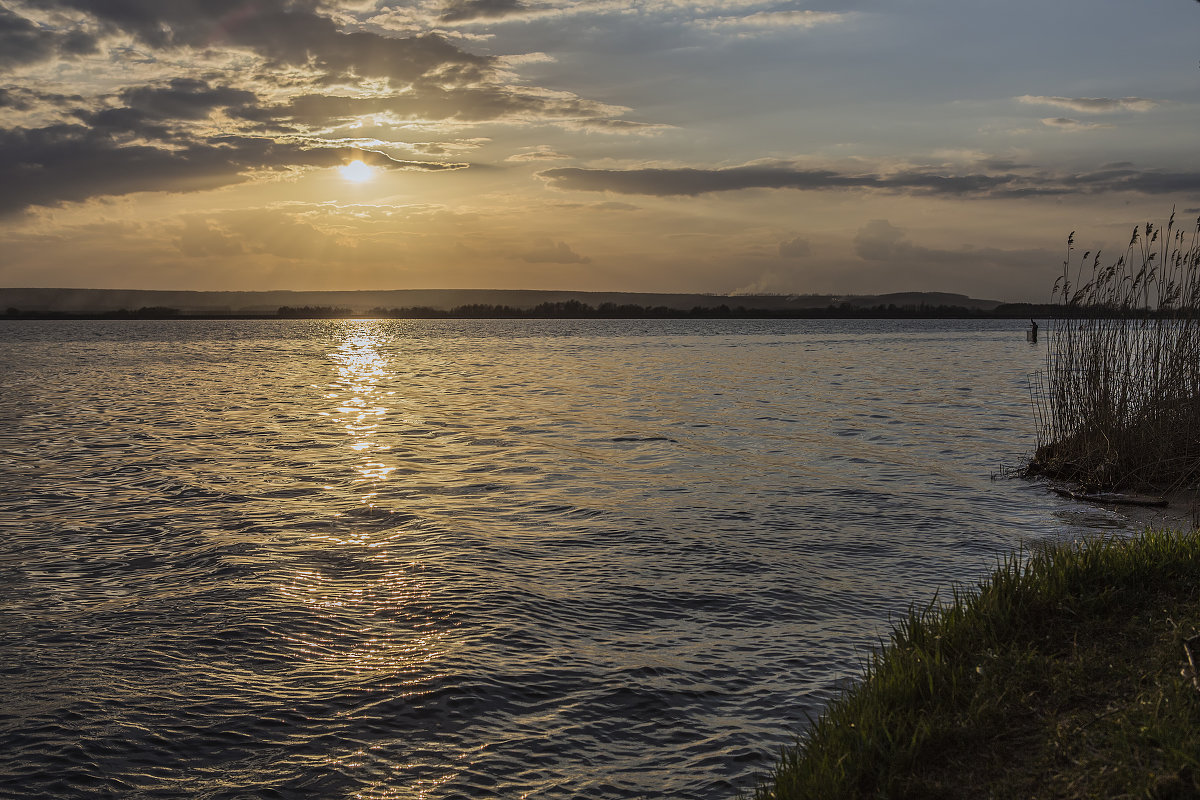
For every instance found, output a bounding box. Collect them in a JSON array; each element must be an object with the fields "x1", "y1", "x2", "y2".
[{"x1": 339, "y1": 160, "x2": 375, "y2": 183}]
